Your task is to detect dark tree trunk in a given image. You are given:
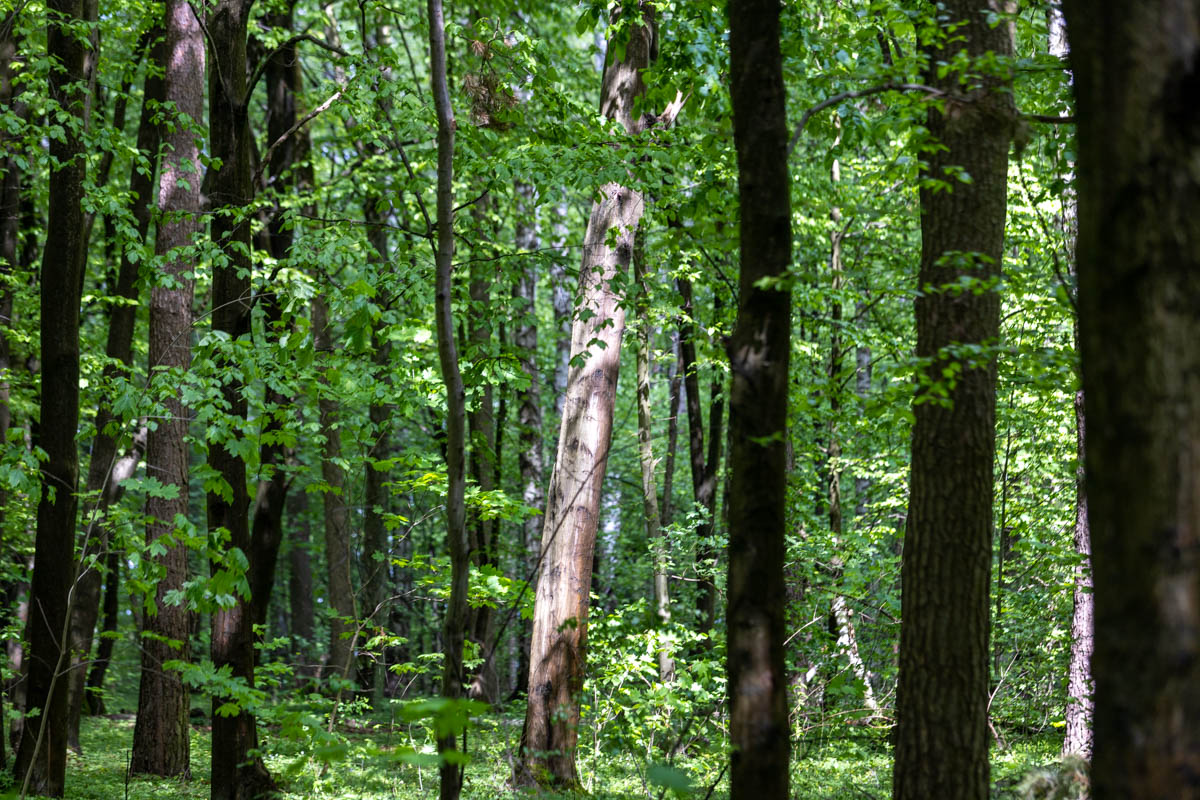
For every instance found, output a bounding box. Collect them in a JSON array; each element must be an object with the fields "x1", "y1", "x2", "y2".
[
  {"x1": 205, "y1": 1, "x2": 276, "y2": 797},
  {"x1": 891, "y1": 4, "x2": 1013, "y2": 799},
  {"x1": 83, "y1": 547, "x2": 120, "y2": 714},
  {"x1": 287, "y1": 492, "x2": 315, "y2": 677},
  {"x1": 725, "y1": 1, "x2": 792, "y2": 797},
  {"x1": 1064, "y1": 3, "x2": 1200, "y2": 796},
  {"x1": 427, "y1": 2, "x2": 468, "y2": 796},
  {"x1": 677, "y1": 278, "x2": 723, "y2": 634},
  {"x1": 129, "y1": 0, "x2": 203, "y2": 775},
  {"x1": 13, "y1": 0, "x2": 89, "y2": 793},
  {"x1": 66, "y1": 26, "x2": 165, "y2": 754},
  {"x1": 518, "y1": 5, "x2": 658, "y2": 788},
  {"x1": 660, "y1": 341, "x2": 682, "y2": 530}
]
